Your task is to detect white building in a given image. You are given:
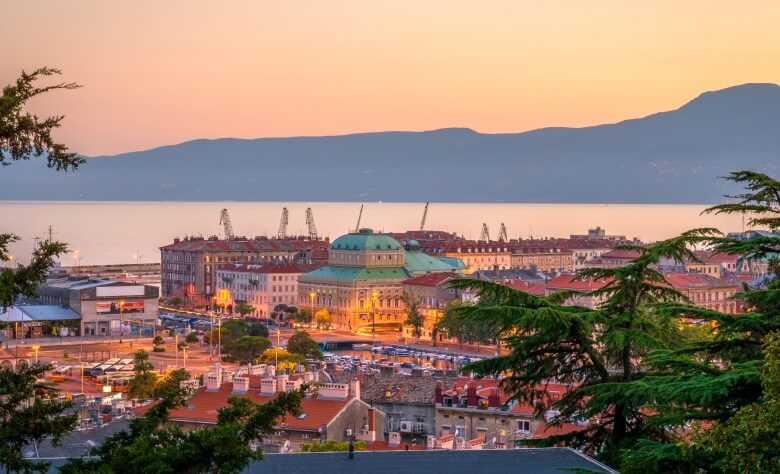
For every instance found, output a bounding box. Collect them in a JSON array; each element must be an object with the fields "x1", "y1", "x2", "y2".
[{"x1": 215, "y1": 263, "x2": 319, "y2": 316}]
